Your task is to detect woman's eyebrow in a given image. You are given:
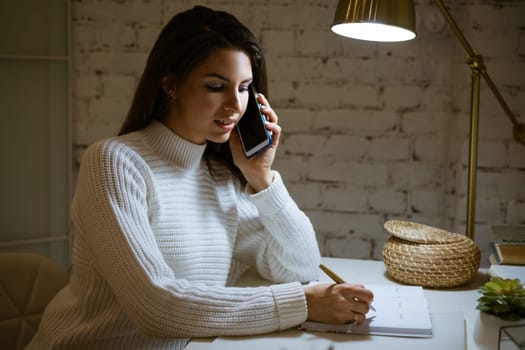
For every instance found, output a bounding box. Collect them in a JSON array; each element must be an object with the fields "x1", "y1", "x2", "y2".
[
  {"x1": 205, "y1": 73, "x2": 252, "y2": 84},
  {"x1": 205, "y1": 73, "x2": 228, "y2": 81}
]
